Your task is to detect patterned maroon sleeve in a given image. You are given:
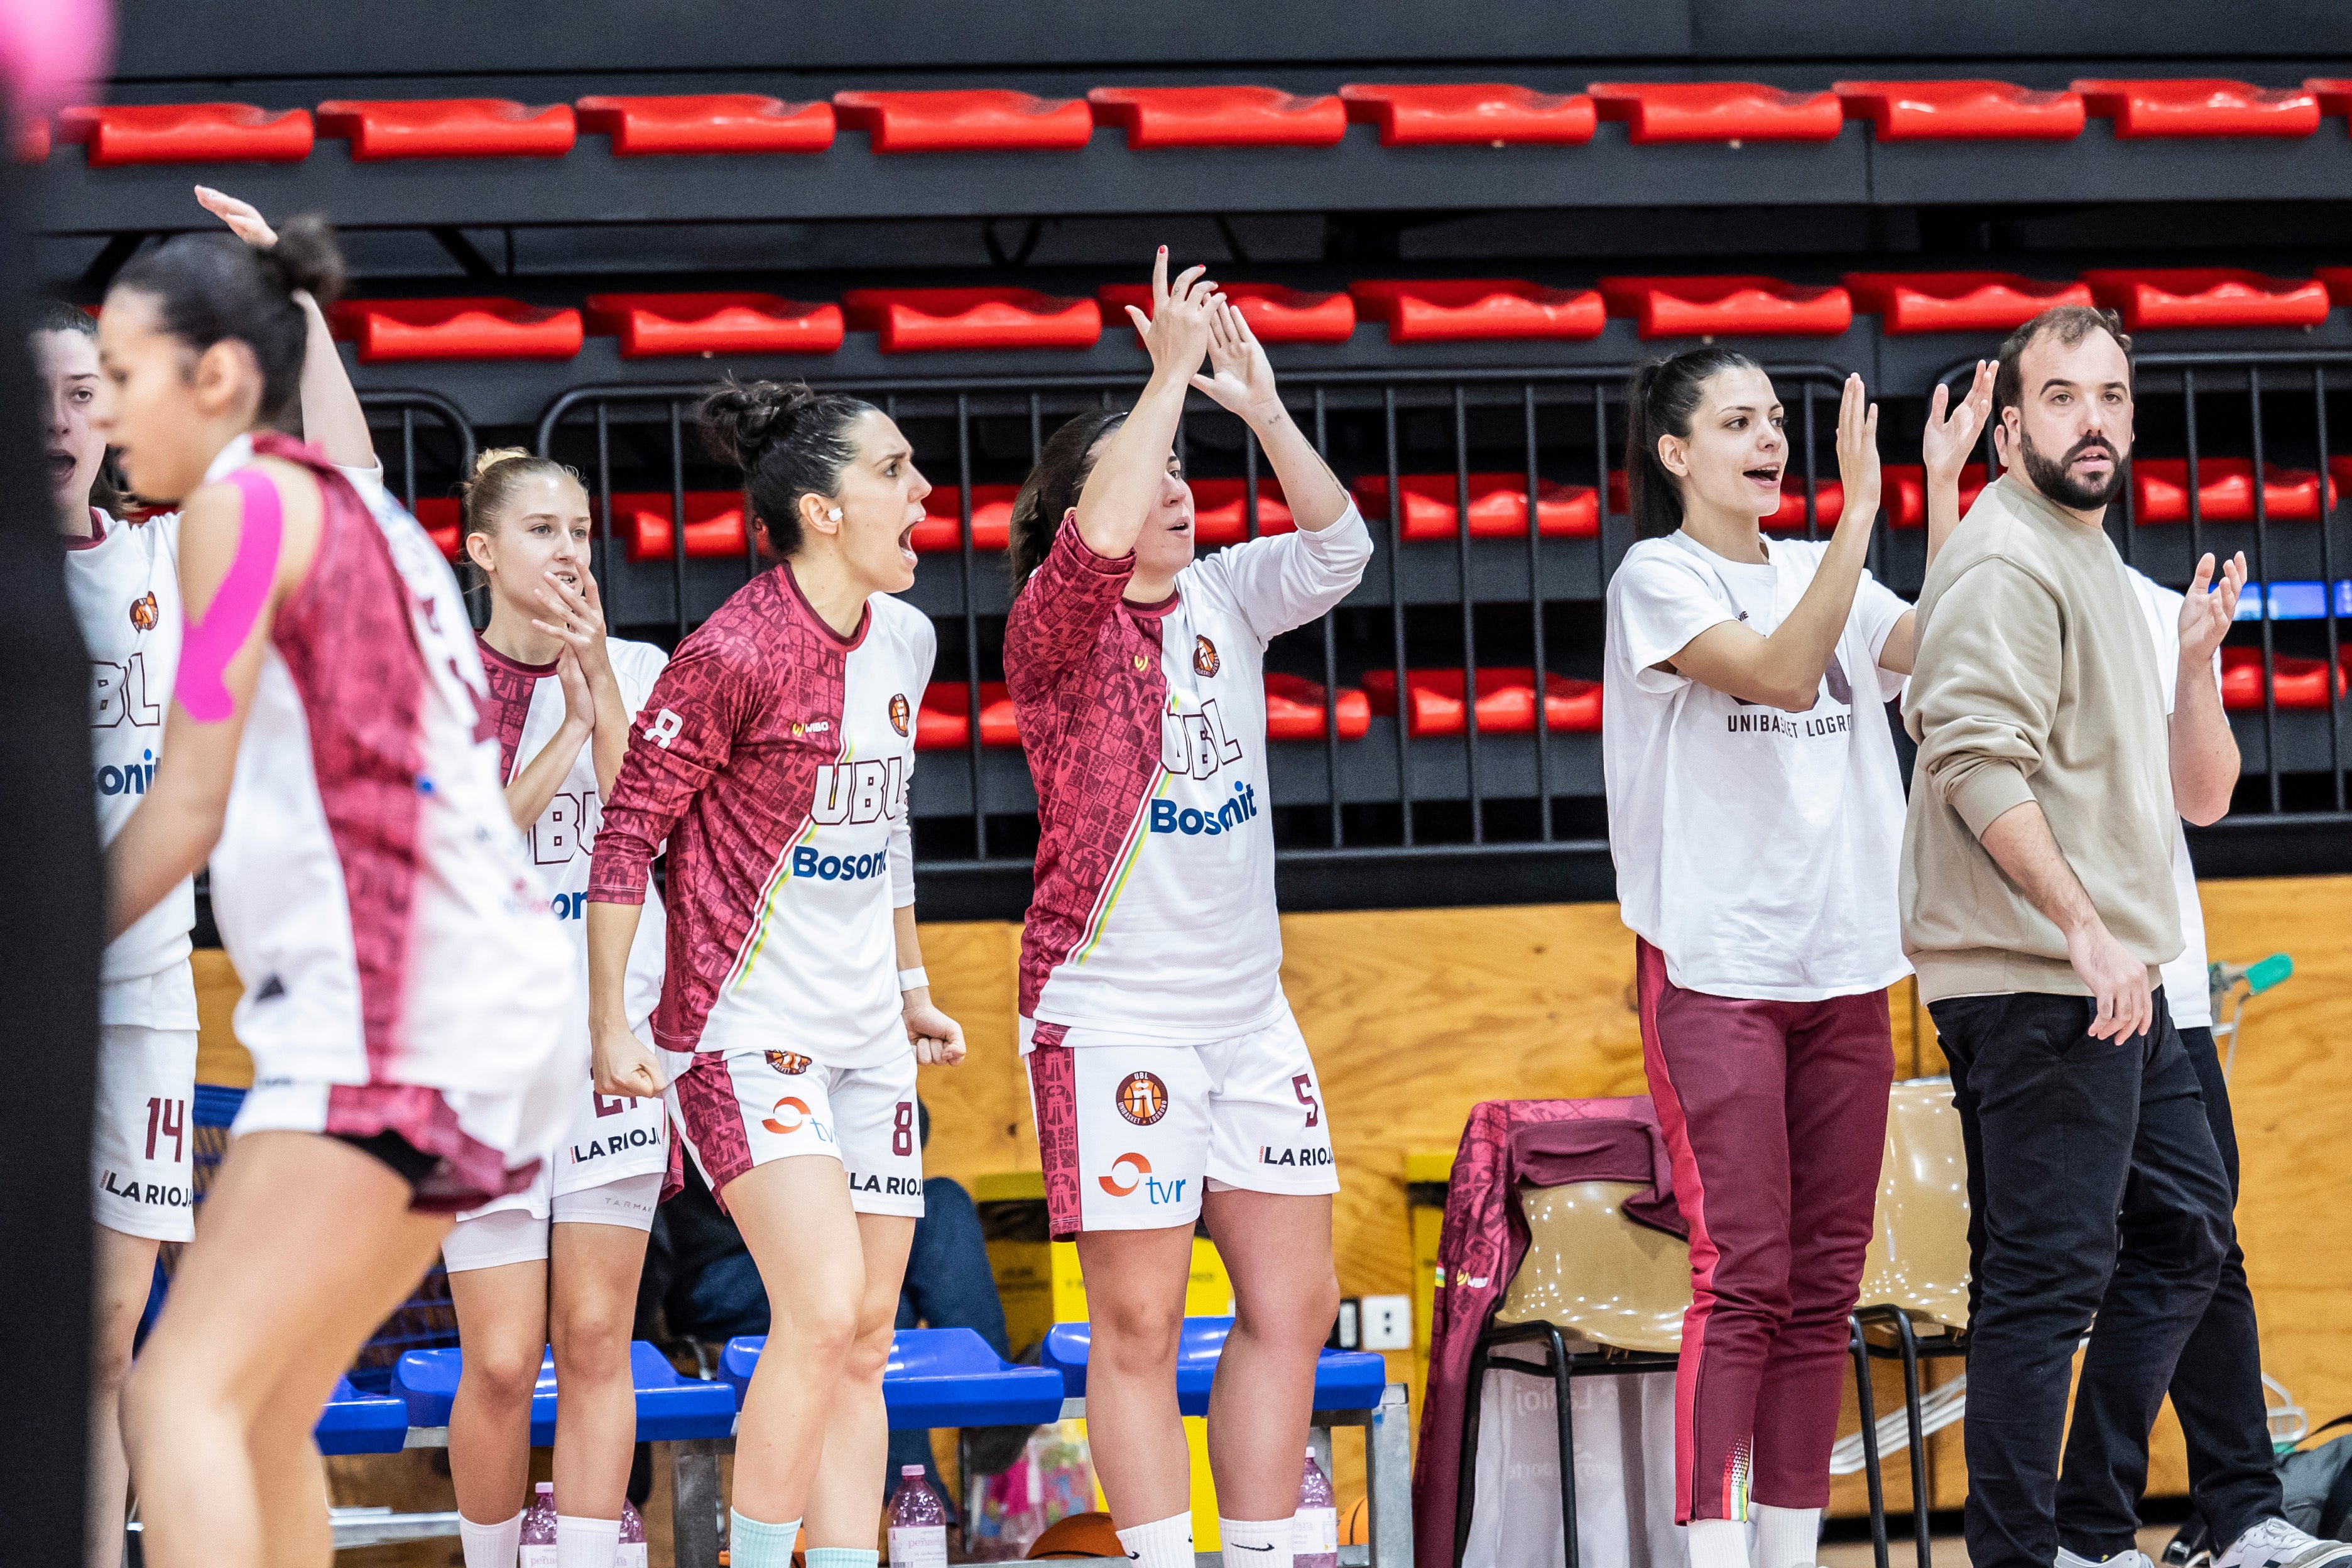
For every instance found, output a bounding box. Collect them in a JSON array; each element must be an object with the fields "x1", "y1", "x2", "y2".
[
  {"x1": 1003, "y1": 521, "x2": 1135, "y2": 702},
  {"x1": 586, "y1": 637, "x2": 745, "y2": 905}
]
